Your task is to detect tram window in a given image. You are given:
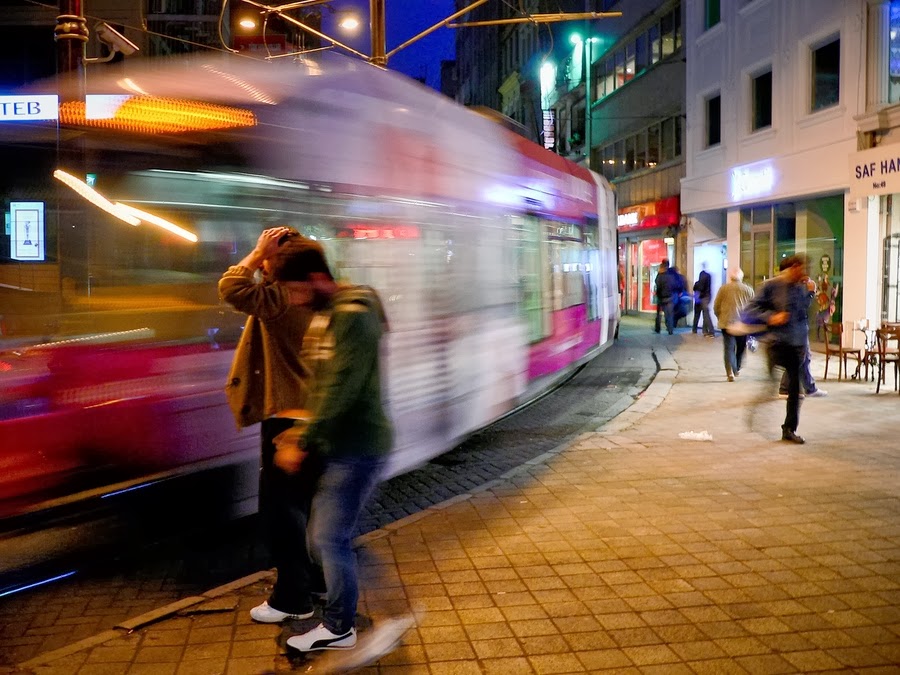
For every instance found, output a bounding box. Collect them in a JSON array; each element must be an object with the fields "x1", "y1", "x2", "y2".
[{"x1": 518, "y1": 215, "x2": 550, "y2": 343}]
